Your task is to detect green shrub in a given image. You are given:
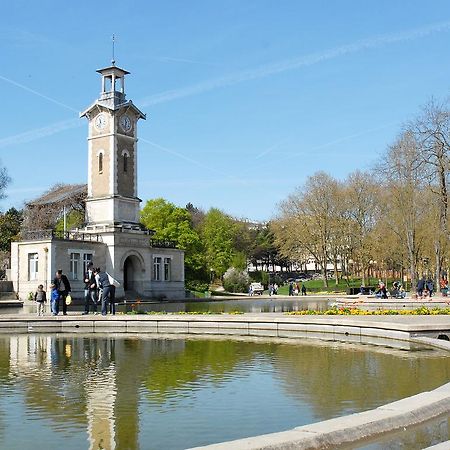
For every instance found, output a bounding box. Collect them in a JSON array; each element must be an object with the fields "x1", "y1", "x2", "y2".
[{"x1": 186, "y1": 280, "x2": 210, "y2": 292}]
